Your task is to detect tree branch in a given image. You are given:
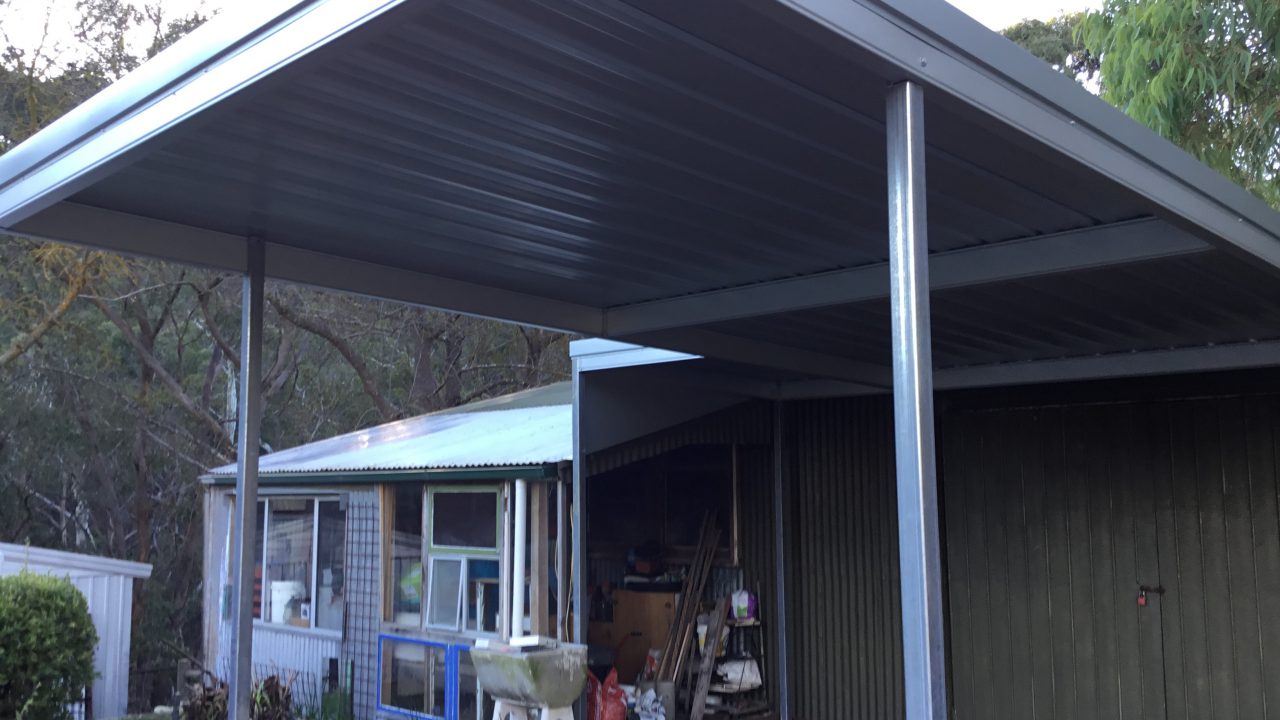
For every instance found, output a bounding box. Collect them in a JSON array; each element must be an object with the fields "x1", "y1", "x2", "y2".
[
  {"x1": 270, "y1": 297, "x2": 399, "y2": 421},
  {"x1": 0, "y1": 263, "x2": 90, "y2": 369},
  {"x1": 88, "y1": 296, "x2": 235, "y2": 453}
]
